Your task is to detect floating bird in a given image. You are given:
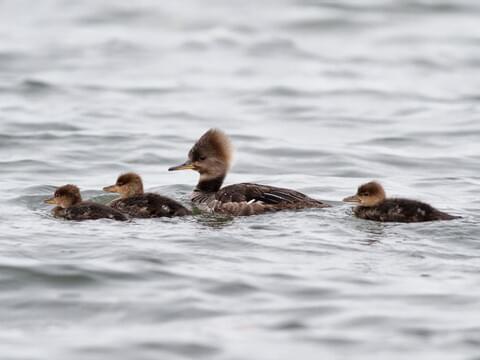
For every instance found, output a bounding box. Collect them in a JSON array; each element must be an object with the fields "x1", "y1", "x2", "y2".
[
  {"x1": 45, "y1": 184, "x2": 127, "y2": 221},
  {"x1": 169, "y1": 129, "x2": 329, "y2": 216},
  {"x1": 103, "y1": 172, "x2": 191, "y2": 218},
  {"x1": 343, "y1": 181, "x2": 460, "y2": 223}
]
